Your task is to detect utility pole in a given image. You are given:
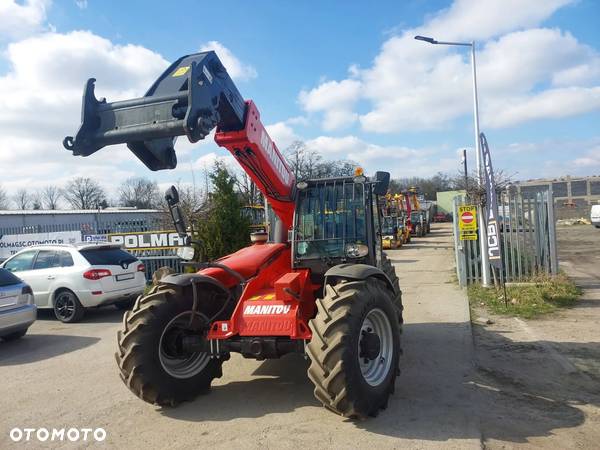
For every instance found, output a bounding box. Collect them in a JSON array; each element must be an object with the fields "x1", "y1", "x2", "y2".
[{"x1": 414, "y1": 35, "x2": 491, "y2": 285}]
